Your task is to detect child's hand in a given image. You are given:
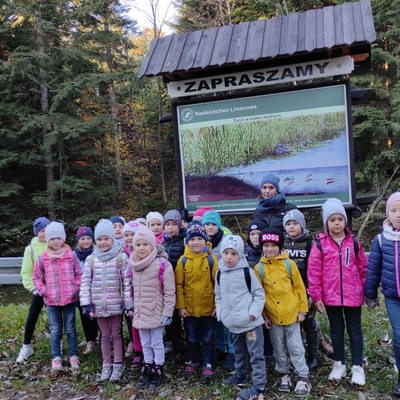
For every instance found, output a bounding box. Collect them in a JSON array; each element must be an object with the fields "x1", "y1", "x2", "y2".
[
  {"x1": 212, "y1": 308, "x2": 216, "y2": 317},
  {"x1": 264, "y1": 317, "x2": 272, "y2": 329},
  {"x1": 314, "y1": 300, "x2": 325, "y2": 313},
  {"x1": 178, "y1": 308, "x2": 190, "y2": 318},
  {"x1": 365, "y1": 297, "x2": 380, "y2": 310},
  {"x1": 297, "y1": 313, "x2": 306, "y2": 323},
  {"x1": 249, "y1": 314, "x2": 255, "y2": 321},
  {"x1": 308, "y1": 297, "x2": 314, "y2": 308}
]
